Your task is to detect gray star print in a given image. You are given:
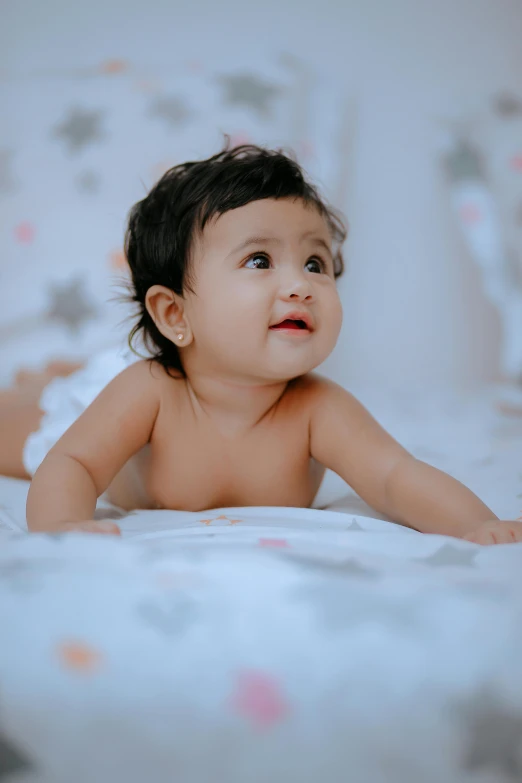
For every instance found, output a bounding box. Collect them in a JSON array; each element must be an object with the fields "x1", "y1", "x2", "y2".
[
  {"x1": 293, "y1": 578, "x2": 415, "y2": 634},
  {"x1": 75, "y1": 170, "x2": 101, "y2": 194},
  {"x1": 218, "y1": 73, "x2": 281, "y2": 119},
  {"x1": 346, "y1": 518, "x2": 364, "y2": 531},
  {"x1": 0, "y1": 733, "x2": 32, "y2": 778},
  {"x1": 52, "y1": 107, "x2": 106, "y2": 154},
  {"x1": 457, "y1": 687, "x2": 522, "y2": 780},
  {"x1": 0, "y1": 558, "x2": 60, "y2": 594},
  {"x1": 493, "y1": 93, "x2": 522, "y2": 117},
  {"x1": 46, "y1": 278, "x2": 97, "y2": 332},
  {"x1": 416, "y1": 543, "x2": 477, "y2": 568},
  {"x1": 285, "y1": 552, "x2": 379, "y2": 581},
  {"x1": 148, "y1": 96, "x2": 192, "y2": 130},
  {"x1": 136, "y1": 593, "x2": 197, "y2": 637}
]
